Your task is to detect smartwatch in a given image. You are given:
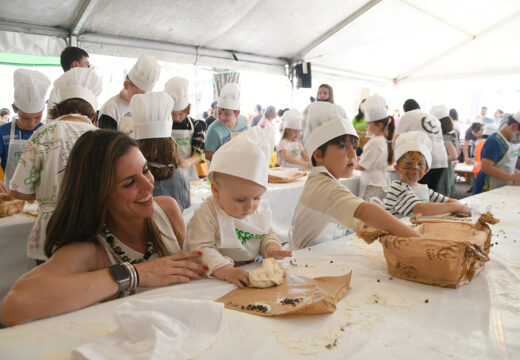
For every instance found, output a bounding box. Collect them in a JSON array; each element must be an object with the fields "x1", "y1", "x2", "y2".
[{"x1": 109, "y1": 263, "x2": 131, "y2": 292}]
